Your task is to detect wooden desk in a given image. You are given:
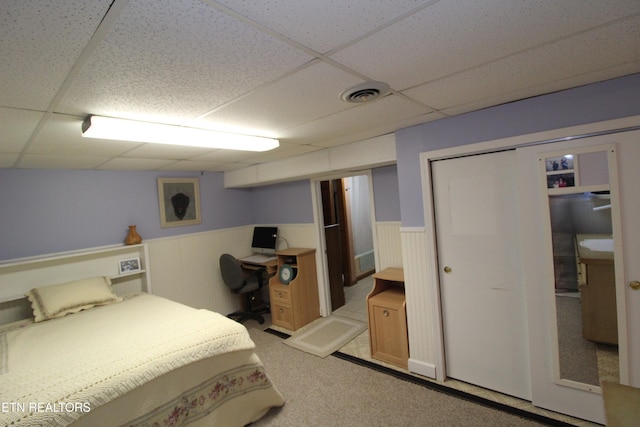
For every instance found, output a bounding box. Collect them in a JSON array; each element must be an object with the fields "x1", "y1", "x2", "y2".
[{"x1": 239, "y1": 258, "x2": 278, "y2": 276}]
